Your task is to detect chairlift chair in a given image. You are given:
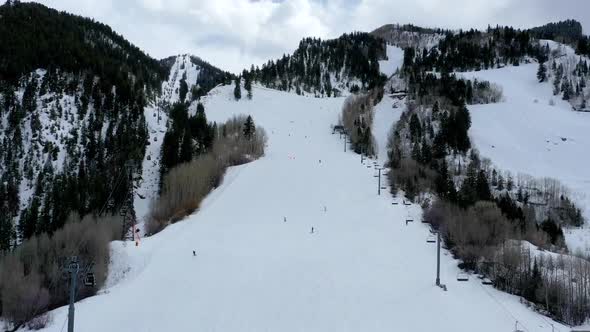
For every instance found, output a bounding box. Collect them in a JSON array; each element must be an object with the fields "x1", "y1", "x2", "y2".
[
  {"x1": 426, "y1": 235, "x2": 436, "y2": 243},
  {"x1": 84, "y1": 272, "x2": 96, "y2": 287},
  {"x1": 456, "y1": 273, "x2": 469, "y2": 282},
  {"x1": 482, "y1": 278, "x2": 493, "y2": 285}
]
